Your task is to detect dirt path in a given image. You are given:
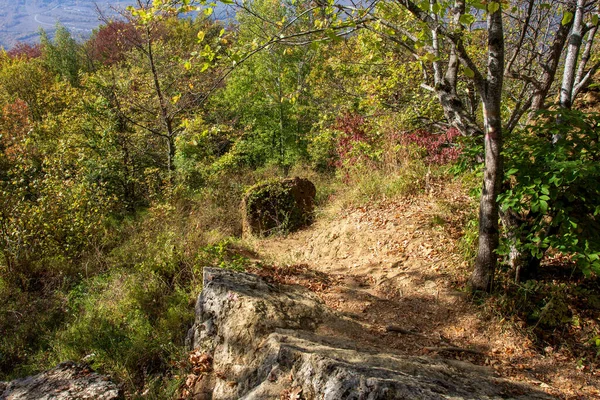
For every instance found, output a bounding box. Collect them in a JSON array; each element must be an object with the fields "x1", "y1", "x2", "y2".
[{"x1": 249, "y1": 181, "x2": 600, "y2": 399}]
